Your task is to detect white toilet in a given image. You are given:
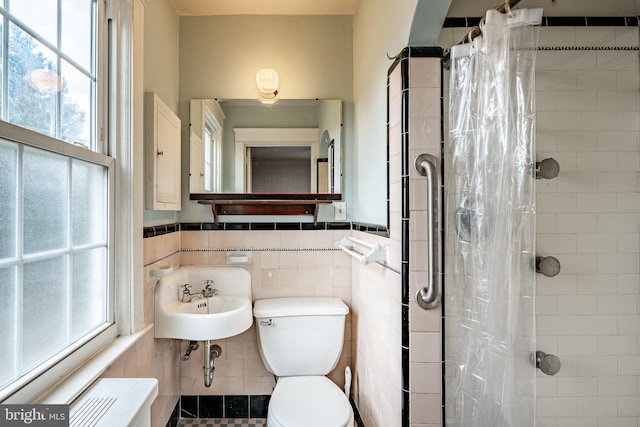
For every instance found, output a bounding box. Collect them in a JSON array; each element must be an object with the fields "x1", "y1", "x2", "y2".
[{"x1": 253, "y1": 297, "x2": 354, "y2": 427}]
